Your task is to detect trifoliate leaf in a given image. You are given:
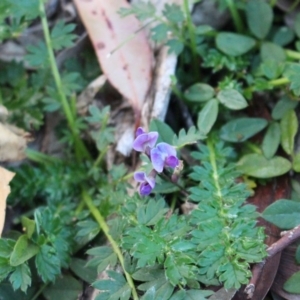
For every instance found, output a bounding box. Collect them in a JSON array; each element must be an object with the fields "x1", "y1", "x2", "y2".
[{"x1": 51, "y1": 21, "x2": 77, "y2": 51}]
